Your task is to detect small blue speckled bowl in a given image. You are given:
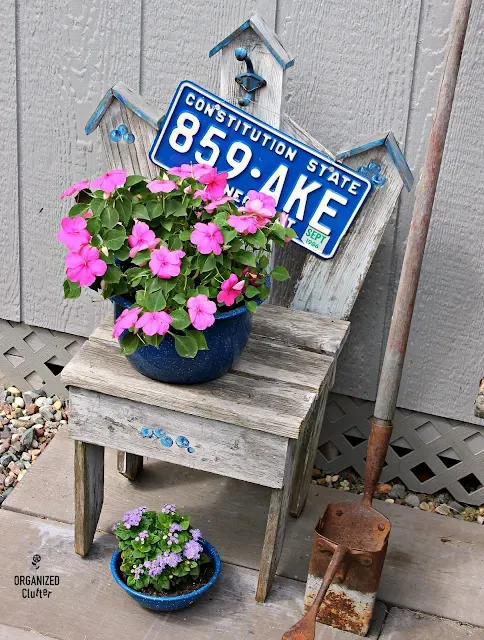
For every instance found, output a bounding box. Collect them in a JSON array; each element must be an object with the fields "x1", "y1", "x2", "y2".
[{"x1": 110, "y1": 539, "x2": 221, "y2": 611}]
